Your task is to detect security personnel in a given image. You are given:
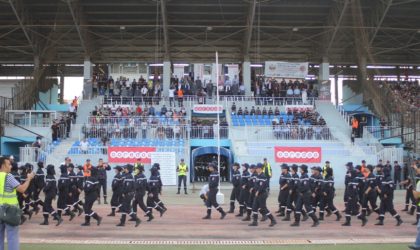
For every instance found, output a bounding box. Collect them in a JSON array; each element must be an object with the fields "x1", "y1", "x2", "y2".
[
  {"x1": 40, "y1": 164, "x2": 63, "y2": 226},
  {"x1": 66, "y1": 163, "x2": 79, "y2": 216},
  {"x1": 117, "y1": 164, "x2": 141, "y2": 227},
  {"x1": 344, "y1": 162, "x2": 354, "y2": 209},
  {"x1": 57, "y1": 165, "x2": 75, "y2": 221},
  {"x1": 262, "y1": 158, "x2": 272, "y2": 189},
  {"x1": 276, "y1": 164, "x2": 291, "y2": 217},
  {"x1": 310, "y1": 166, "x2": 324, "y2": 219},
  {"x1": 73, "y1": 165, "x2": 85, "y2": 215},
  {"x1": 322, "y1": 161, "x2": 333, "y2": 177},
  {"x1": 83, "y1": 159, "x2": 93, "y2": 177},
  {"x1": 32, "y1": 161, "x2": 45, "y2": 214},
  {"x1": 249, "y1": 163, "x2": 276, "y2": 227},
  {"x1": 283, "y1": 164, "x2": 299, "y2": 221},
  {"x1": 20, "y1": 163, "x2": 34, "y2": 220},
  {"x1": 228, "y1": 162, "x2": 241, "y2": 213},
  {"x1": 97, "y1": 159, "x2": 111, "y2": 204},
  {"x1": 242, "y1": 164, "x2": 256, "y2": 221},
  {"x1": 147, "y1": 164, "x2": 167, "y2": 218},
  {"x1": 153, "y1": 164, "x2": 167, "y2": 212},
  {"x1": 81, "y1": 167, "x2": 102, "y2": 226},
  {"x1": 11, "y1": 163, "x2": 28, "y2": 224},
  {"x1": 202, "y1": 163, "x2": 227, "y2": 220},
  {"x1": 375, "y1": 167, "x2": 403, "y2": 226},
  {"x1": 361, "y1": 165, "x2": 379, "y2": 218},
  {"x1": 342, "y1": 169, "x2": 367, "y2": 227},
  {"x1": 320, "y1": 167, "x2": 342, "y2": 221},
  {"x1": 108, "y1": 166, "x2": 123, "y2": 217},
  {"x1": 411, "y1": 167, "x2": 420, "y2": 225},
  {"x1": 176, "y1": 158, "x2": 188, "y2": 194},
  {"x1": 291, "y1": 165, "x2": 319, "y2": 227},
  {"x1": 354, "y1": 165, "x2": 365, "y2": 209},
  {"x1": 133, "y1": 165, "x2": 153, "y2": 221},
  {"x1": 237, "y1": 163, "x2": 250, "y2": 217},
  {"x1": 400, "y1": 166, "x2": 417, "y2": 214}
]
